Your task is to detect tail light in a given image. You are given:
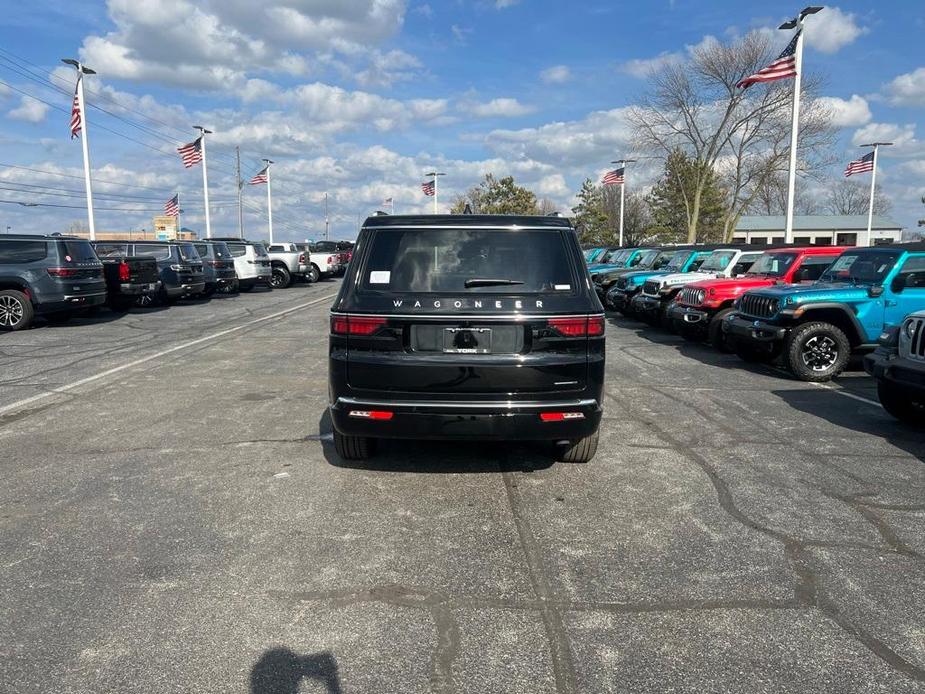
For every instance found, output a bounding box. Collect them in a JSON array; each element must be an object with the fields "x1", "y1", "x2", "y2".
[
  {"x1": 547, "y1": 316, "x2": 605, "y2": 337},
  {"x1": 327, "y1": 255, "x2": 335, "y2": 264},
  {"x1": 330, "y1": 314, "x2": 387, "y2": 336},
  {"x1": 299, "y1": 253, "x2": 306, "y2": 263},
  {"x1": 47, "y1": 267, "x2": 78, "y2": 278},
  {"x1": 170, "y1": 264, "x2": 191, "y2": 272},
  {"x1": 349, "y1": 410, "x2": 394, "y2": 420},
  {"x1": 118, "y1": 262, "x2": 131, "y2": 281},
  {"x1": 540, "y1": 412, "x2": 585, "y2": 422}
]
